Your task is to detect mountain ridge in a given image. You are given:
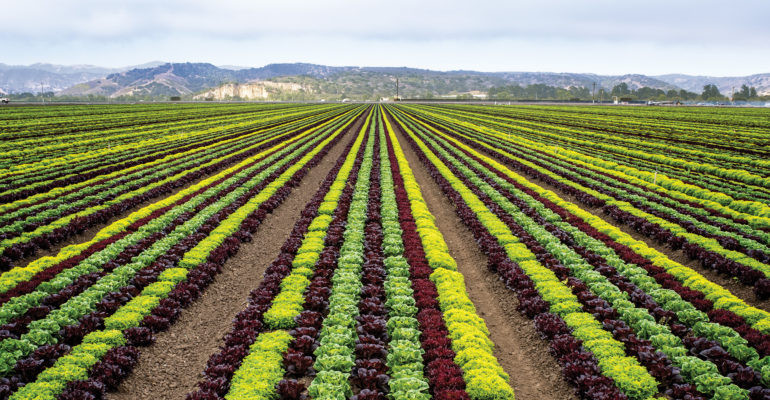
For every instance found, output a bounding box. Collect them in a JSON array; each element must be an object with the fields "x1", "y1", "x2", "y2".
[{"x1": 2, "y1": 61, "x2": 768, "y2": 98}]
